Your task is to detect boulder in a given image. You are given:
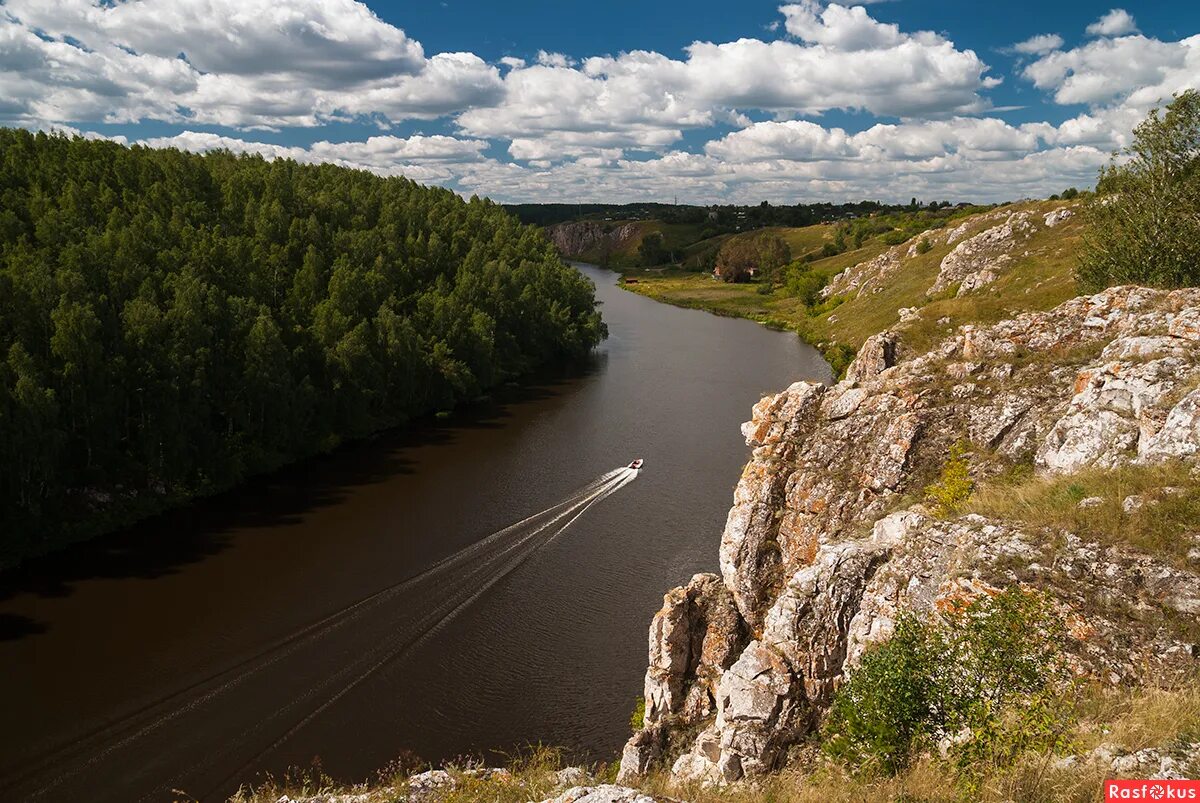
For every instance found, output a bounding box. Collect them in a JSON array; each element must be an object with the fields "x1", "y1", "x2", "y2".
[{"x1": 537, "y1": 785, "x2": 662, "y2": 803}]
